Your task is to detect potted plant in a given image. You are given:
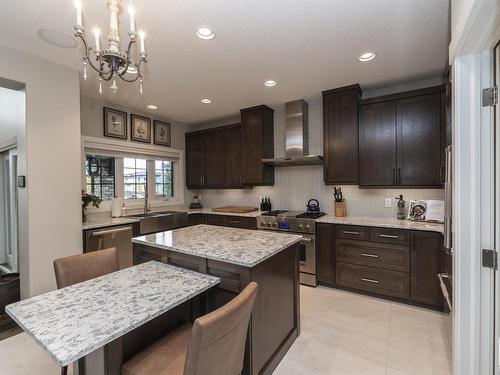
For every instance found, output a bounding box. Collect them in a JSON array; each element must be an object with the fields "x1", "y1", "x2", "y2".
[{"x1": 81, "y1": 191, "x2": 103, "y2": 222}]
